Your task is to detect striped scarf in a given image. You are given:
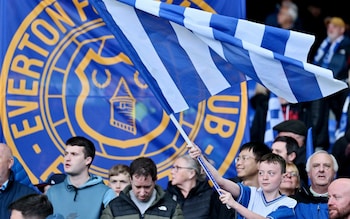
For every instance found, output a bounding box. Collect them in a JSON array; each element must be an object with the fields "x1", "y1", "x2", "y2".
[{"x1": 314, "y1": 35, "x2": 344, "y2": 68}]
